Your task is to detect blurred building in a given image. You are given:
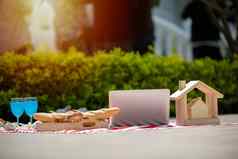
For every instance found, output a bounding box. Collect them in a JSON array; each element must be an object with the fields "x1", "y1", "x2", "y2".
[
  {"x1": 30, "y1": 0, "x2": 56, "y2": 50},
  {"x1": 153, "y1": 0, "x2": 235, "y2": 60},
  {"x1": 153, "y1": 0, "x2": 193, "y2": 59}
]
